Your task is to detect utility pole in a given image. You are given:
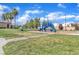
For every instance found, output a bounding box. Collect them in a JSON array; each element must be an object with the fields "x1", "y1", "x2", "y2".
[{"x1": 65, "y1": 13, "x2": 66, "y2": 31}]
